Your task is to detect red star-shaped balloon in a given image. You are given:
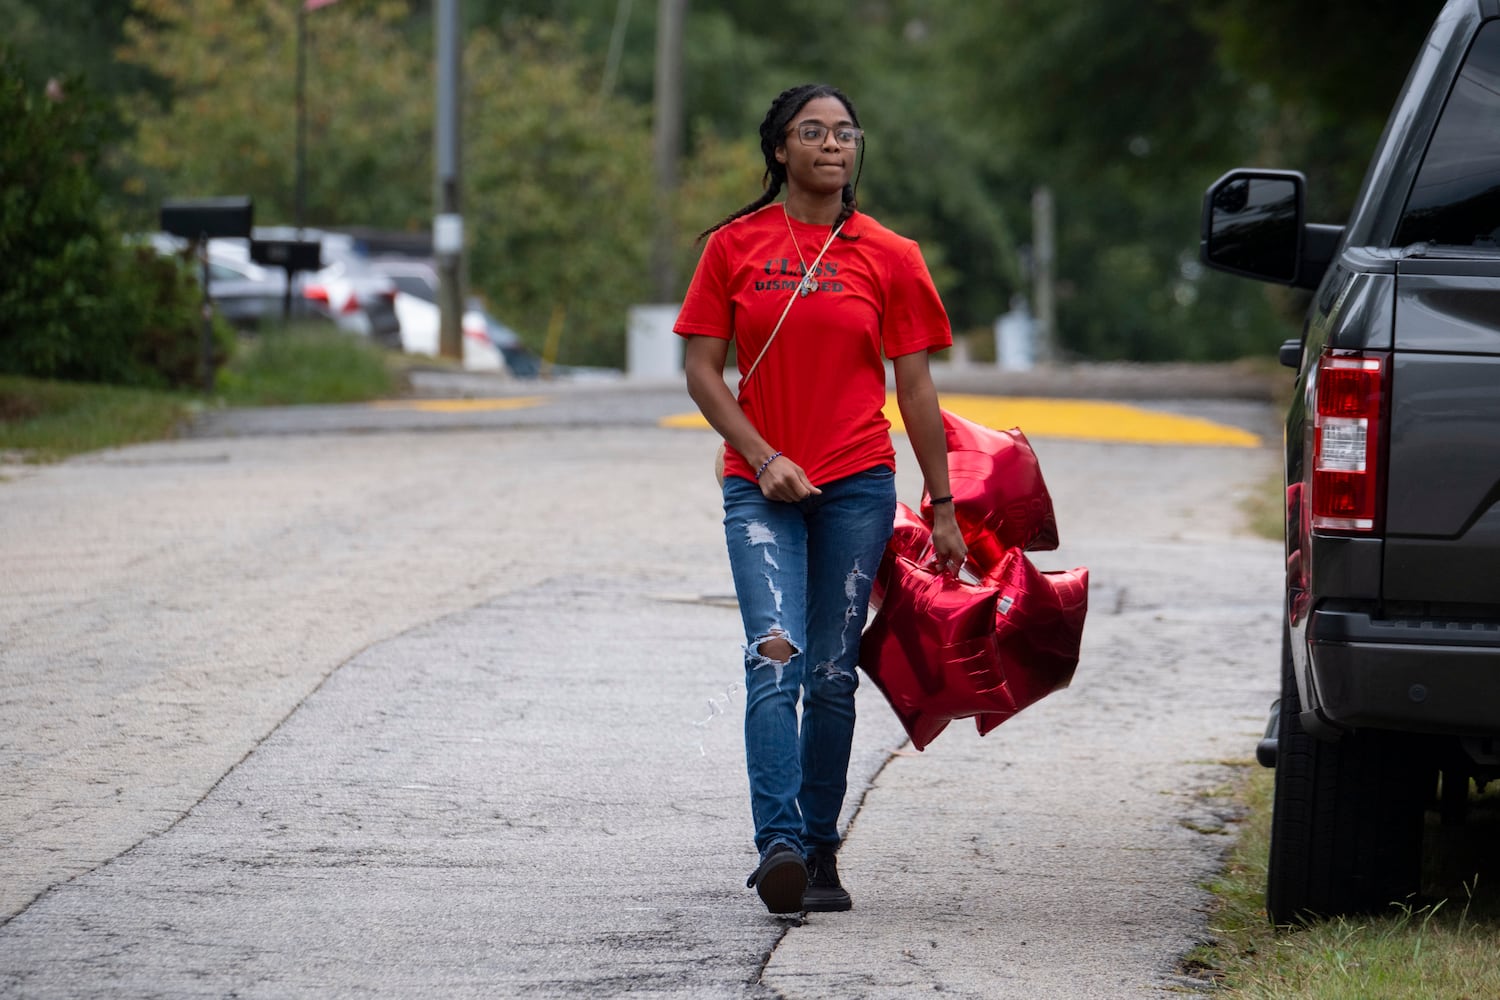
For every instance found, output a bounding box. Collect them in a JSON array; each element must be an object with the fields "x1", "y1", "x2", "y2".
[
  {"x1": 861, "y1": 545, "x2": 1088, "y2": 750},
  {"x1": 919, "y1": 411, "x2": 1059, "y2": 569},
  {"x1": 860, "y1": 412, "x2": 1089, "y2": 750}
]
